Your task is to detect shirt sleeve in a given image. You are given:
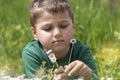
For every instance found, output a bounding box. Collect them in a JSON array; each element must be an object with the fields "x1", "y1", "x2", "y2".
[
  {"x1": 81, "y1": 47, "x2": 98, "y2": 79},
  {"x1": 22, "y1": 49, "x2": 42, "y2": 78},
  {"x1": 91, "y1": 73, "x2": 98, "y2": 80}
]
